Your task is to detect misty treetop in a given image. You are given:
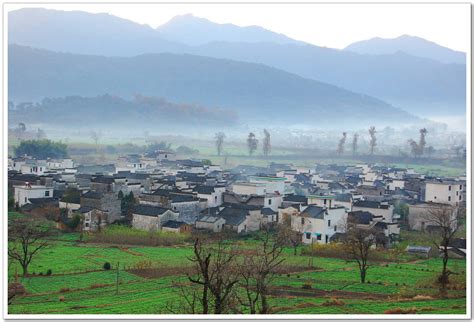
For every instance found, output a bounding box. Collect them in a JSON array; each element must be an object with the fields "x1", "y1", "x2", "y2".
[{"x1": 14, "y1": 139, "x2": 68, "y2": 159}]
